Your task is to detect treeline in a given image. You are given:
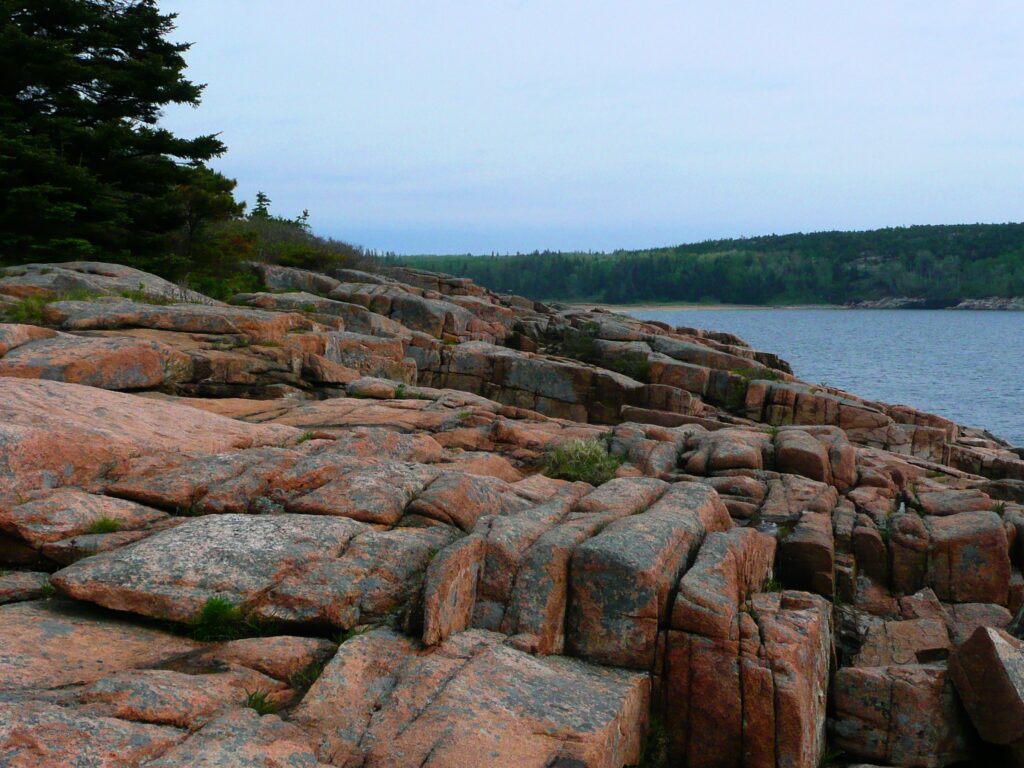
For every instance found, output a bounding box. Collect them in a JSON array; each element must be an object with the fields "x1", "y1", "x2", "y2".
[
  {"x1": 399, "y1": 224, "x2": 1024, "y2": 305},
  {"x1": 0, "y1": 1, "x2": 369, "y2": 299}
]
